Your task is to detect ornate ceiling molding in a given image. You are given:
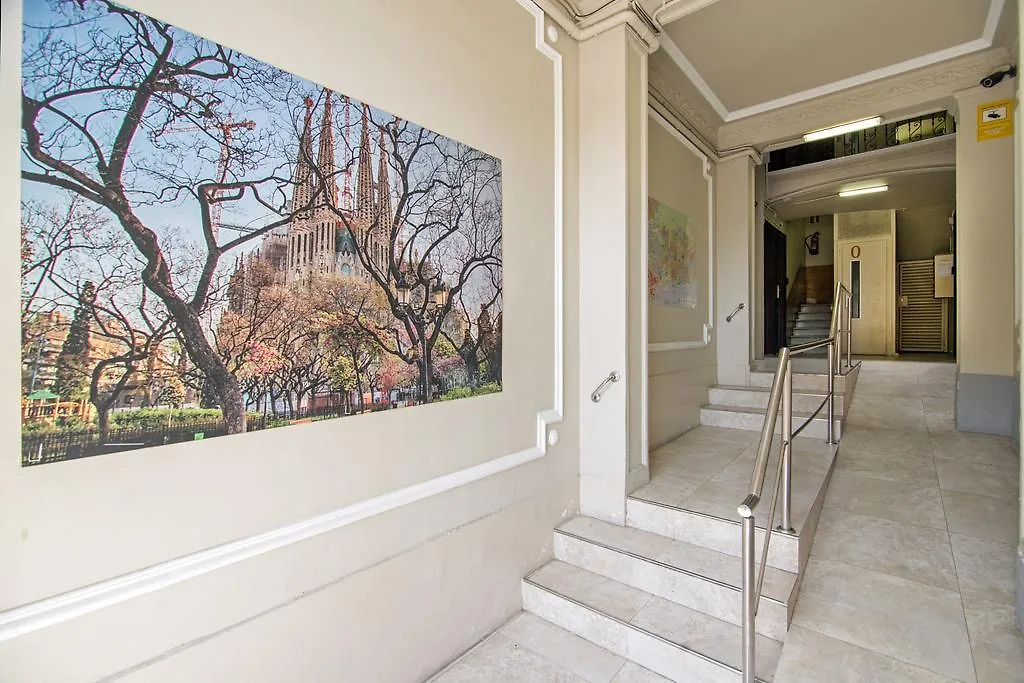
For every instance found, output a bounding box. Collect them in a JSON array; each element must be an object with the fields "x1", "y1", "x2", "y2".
[
  {"x1": 647, "y1": 57, "x2": 718, "y2": 151},
  {"x1": 718, "y1": 47, "x2": 1011, "y2": 150}
]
